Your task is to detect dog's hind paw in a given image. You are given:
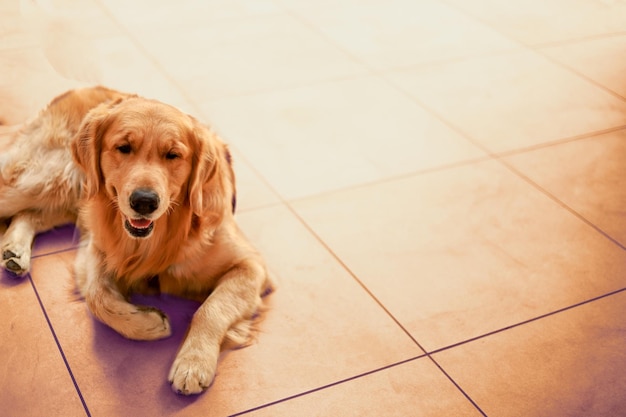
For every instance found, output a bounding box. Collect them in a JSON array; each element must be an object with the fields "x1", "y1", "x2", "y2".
[{"x1": 2, "y1": 249, "x2": 30, "y2": 276}]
